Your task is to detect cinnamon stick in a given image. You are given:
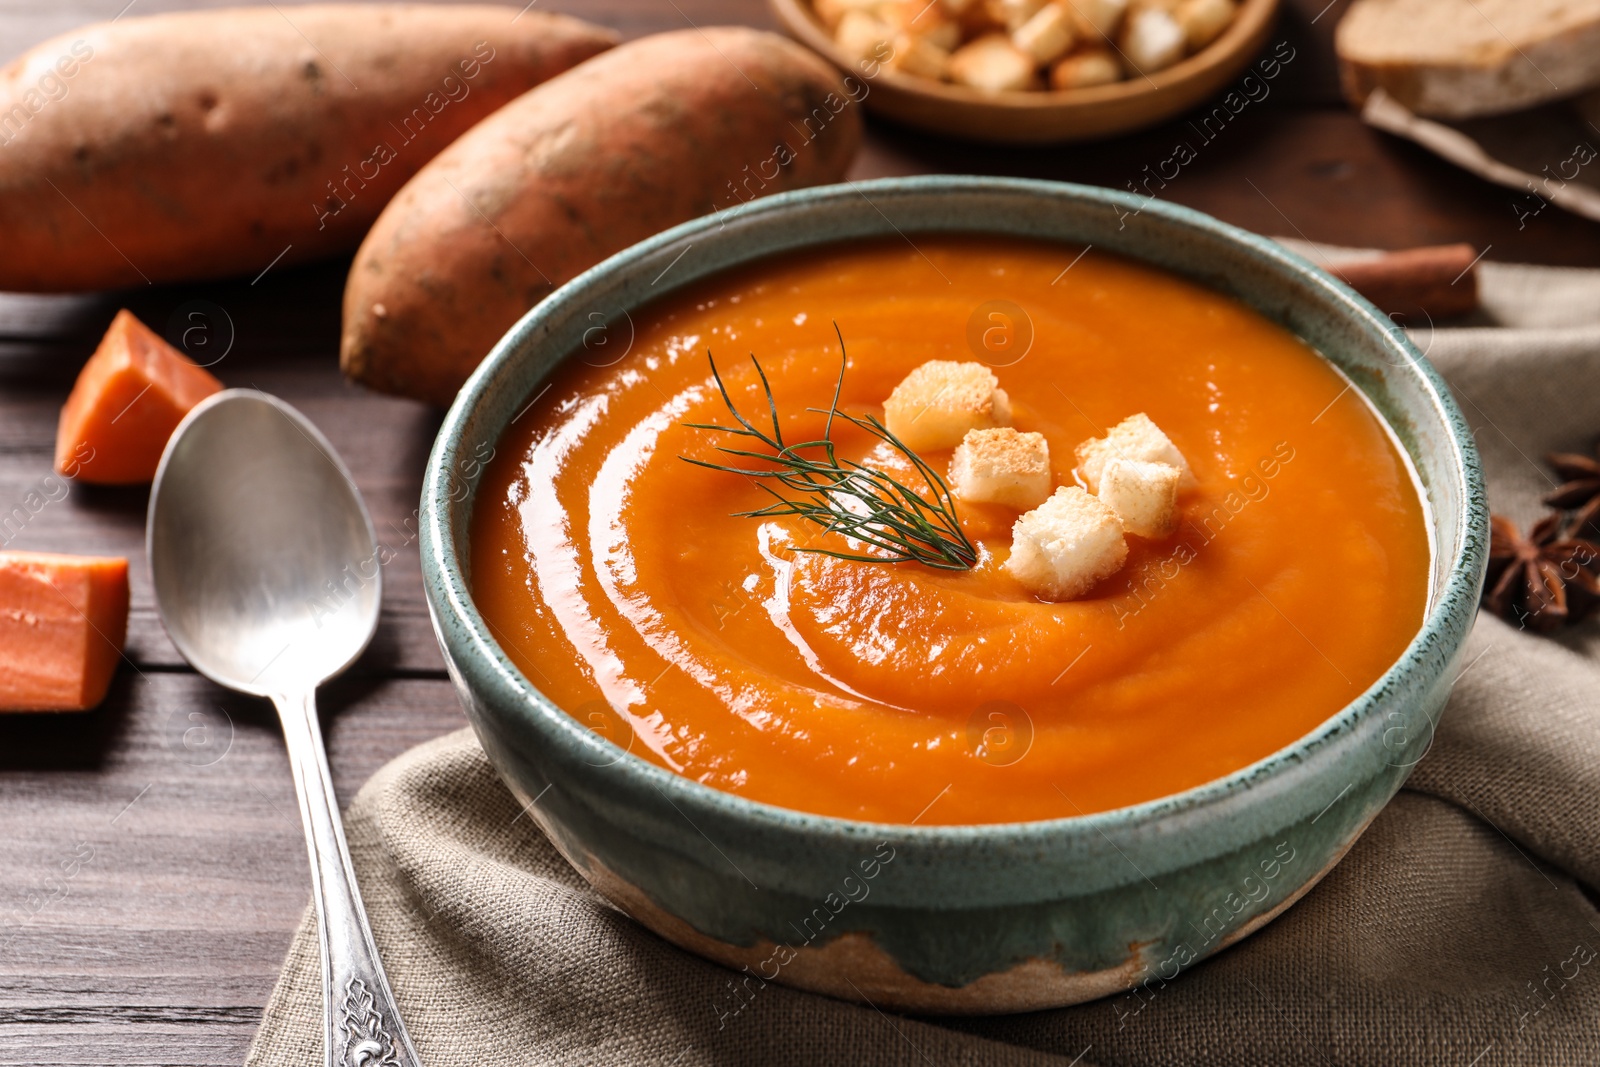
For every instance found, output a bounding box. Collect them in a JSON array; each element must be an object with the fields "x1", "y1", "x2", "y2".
[{"x1": 1329, "y1": 243, "x2": 1481, "y2": 322}]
